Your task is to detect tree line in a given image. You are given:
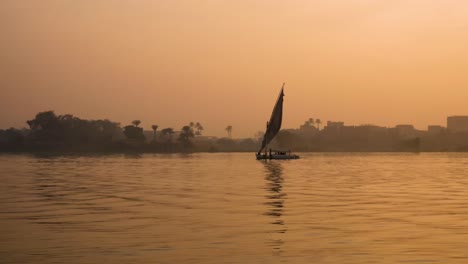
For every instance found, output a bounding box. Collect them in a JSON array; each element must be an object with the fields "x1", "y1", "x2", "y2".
[
  {"x1": 0, "y1": 111, "x2": 256, "y2": 153},
  {"x1": 3, "y1": 111, "x2": 467, "y2": 153}
]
